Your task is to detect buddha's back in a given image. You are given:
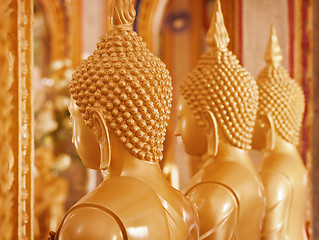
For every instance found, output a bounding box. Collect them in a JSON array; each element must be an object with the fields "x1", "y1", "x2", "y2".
[
  {"x1": 55, "y1": 176, "x2": 198, "y2": 240},
  {"x1": 259, "y1": 153, "x2": 308, "y2": 240},
  {"x1": 185, "y1": 160, "x2": 265, "y2": 240}
]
